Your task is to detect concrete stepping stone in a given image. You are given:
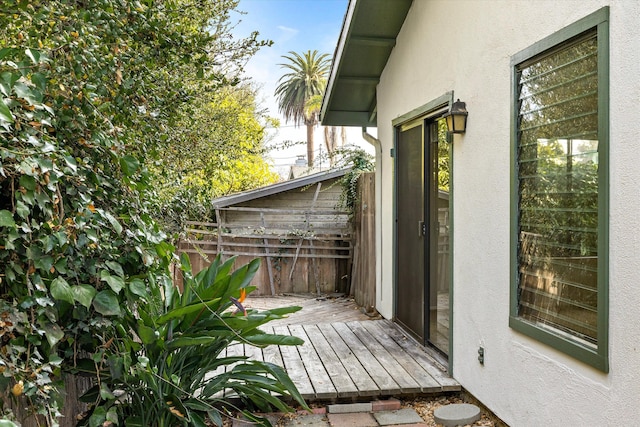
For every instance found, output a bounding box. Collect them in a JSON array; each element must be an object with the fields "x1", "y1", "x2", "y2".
[
  {"x1": 373, "y1": 408, "x2": 424, "y2": 426},
  {"x1": 433, "y1": 403, "x2": 481, "y2": 427}
]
